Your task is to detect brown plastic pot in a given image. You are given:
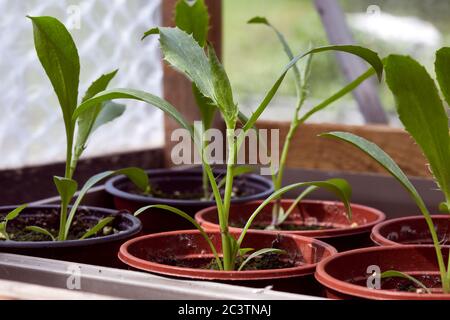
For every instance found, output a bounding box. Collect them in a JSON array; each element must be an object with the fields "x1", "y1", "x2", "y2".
[
  {"x1": 118, "y1": 230, "x2": 337, "y2": 295},
  {"x1": 195, "y1": 200, "x2": 385, "y2": 252},
  {"x1": 315, "y1": 245, "x2": 450, "y2": 300},
  {"x1": 371, "y1": 215, "x2": 450, "y2": 246},
  {"x1": 105, "y1": 168, "x2": 274, "y2": 234},
  {"x1": 0, "y1": 205, "x2": 141, "y2": 267}
]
